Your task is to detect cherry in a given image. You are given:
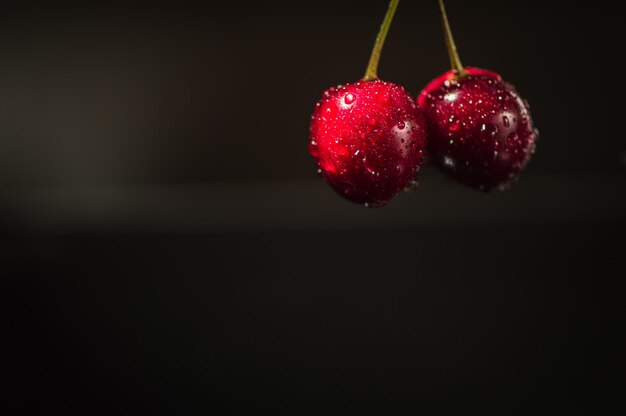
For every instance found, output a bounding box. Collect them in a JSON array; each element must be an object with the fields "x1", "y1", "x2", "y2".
[
  {"x1": 418, "y1": 67, "x2": 537, "y2": 191},
  {"x1": 418, "y1": 0, "x2": 538, "y2": 191},
  {"x1": 310, "y1": 81, "x2": 427, "y2": 206},
  {"x1": 309, "y1": 0, "x2": 427, "y2": 207}
]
